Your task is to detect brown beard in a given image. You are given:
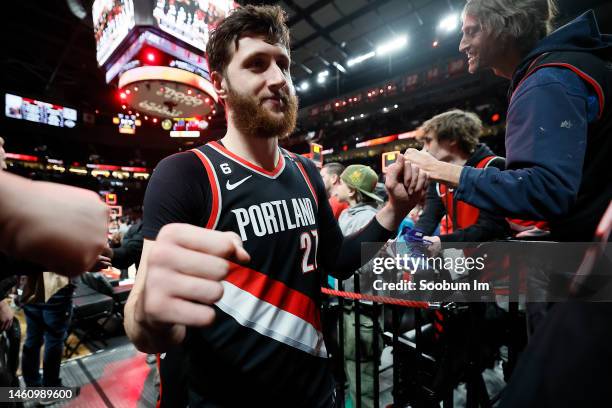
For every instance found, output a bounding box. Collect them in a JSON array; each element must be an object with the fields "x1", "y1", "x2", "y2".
[{"x1": 226, "y1": 83, "x2": 298, "y2": 139}]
